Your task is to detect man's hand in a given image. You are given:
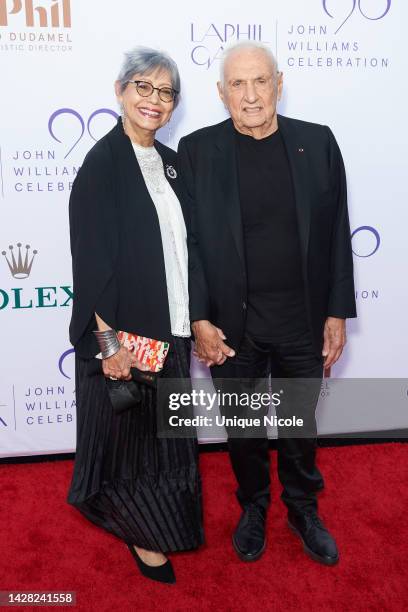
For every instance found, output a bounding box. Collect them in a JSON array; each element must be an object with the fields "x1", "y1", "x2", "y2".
[
  {"x1": 192, "y1": 320, "x2": 235, "y2": 367},
  {"x1": 322, "y1": 317, "x2": 346, "y2": 369}
]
